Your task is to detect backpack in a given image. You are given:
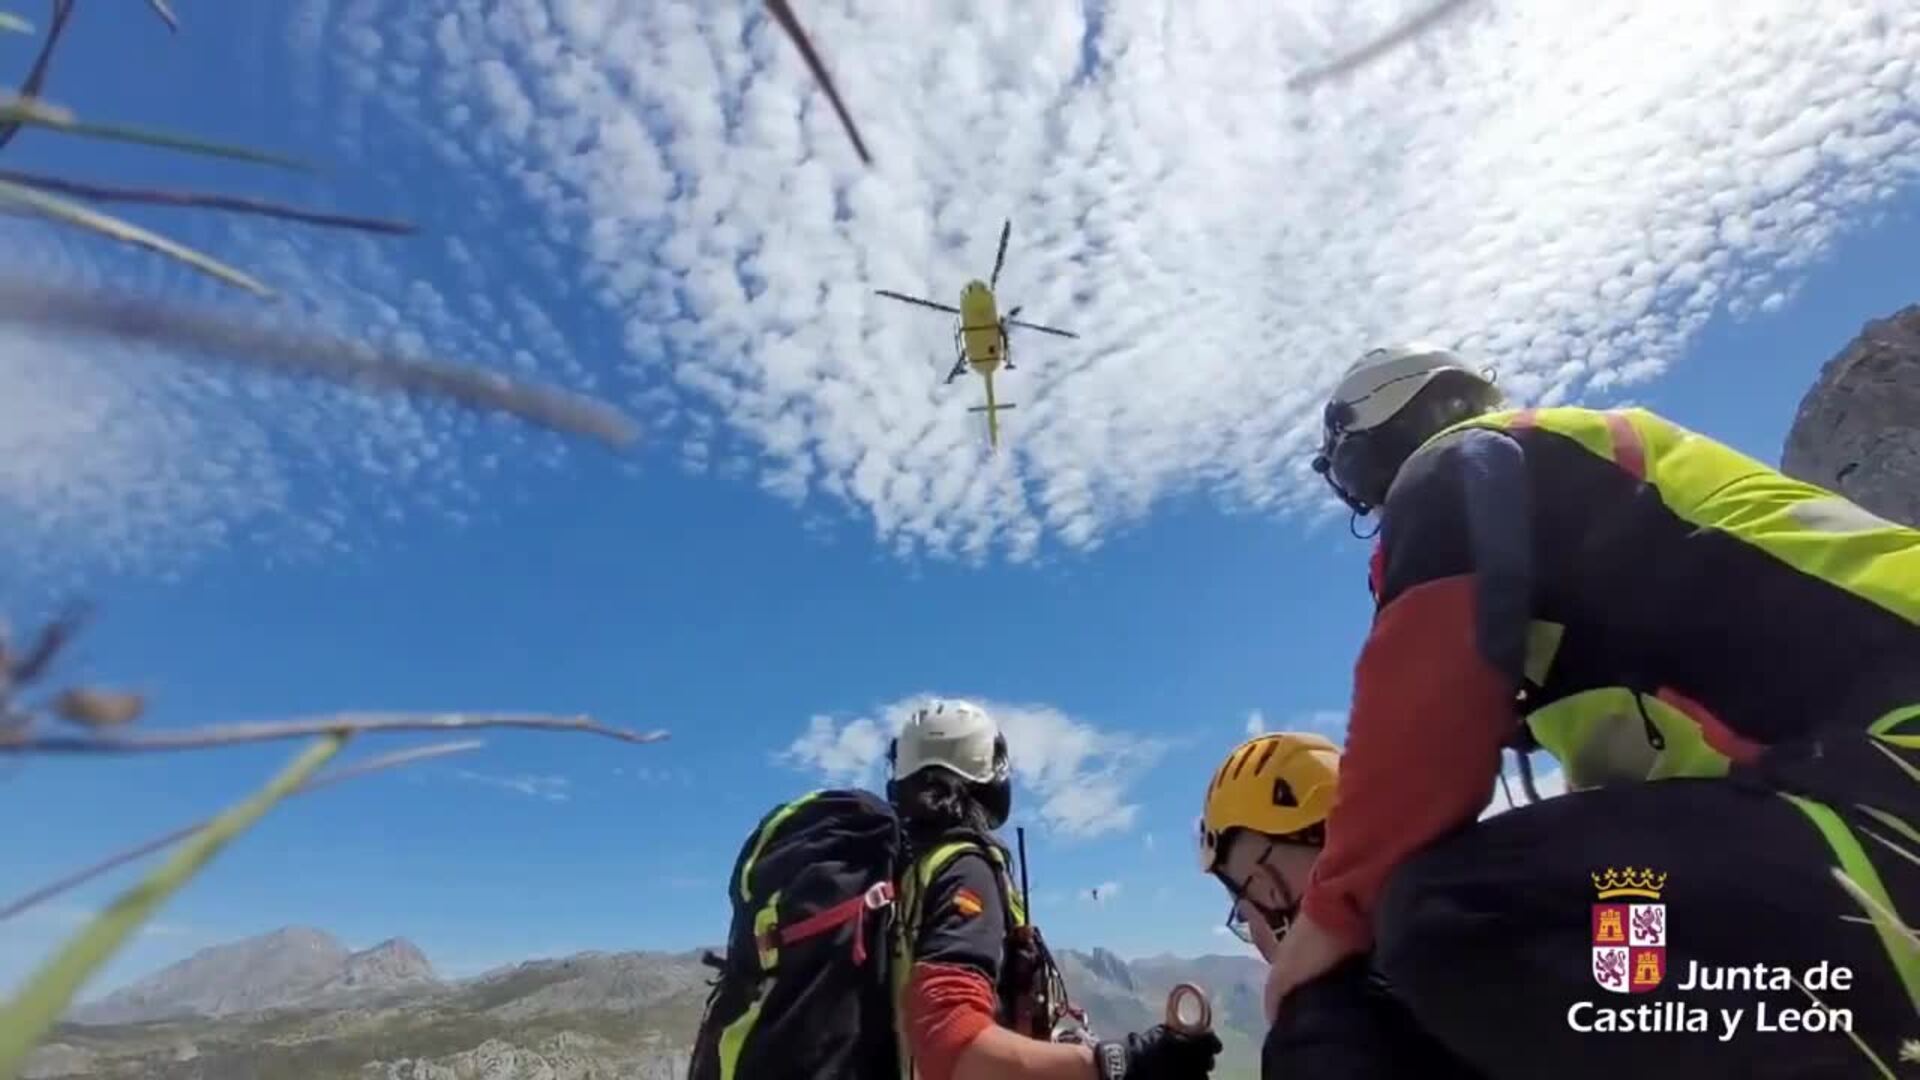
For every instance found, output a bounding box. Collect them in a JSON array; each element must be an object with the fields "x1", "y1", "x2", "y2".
[{"x1": 688, "y1": 789, "x2": 908, "y2": 1080}]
